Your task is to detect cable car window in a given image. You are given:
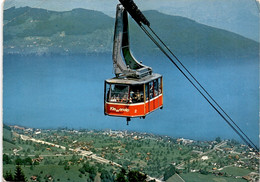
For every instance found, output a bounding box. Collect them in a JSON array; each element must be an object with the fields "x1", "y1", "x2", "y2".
[
  {"x1": 130, "y1": 85, "x2": 144, "y2": 103},
  {"x1": 154, "y1": 79, "x2": 158, "y2": 96},
  {"x1": 145, "y1": 83, "x2": 149, "y2": 101},
  {"x1": 110, "y1": 84, "x2": 129, "y2": 103},
  {"x1": 158, "y1": 77, "x2": 162, "y2": 94},
  {"x1": 105, "y1": 83, "x2": 111, "y2": 102},
  {"x1": 149, "y1": 81, "x2": 154, "y2": 99}
]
